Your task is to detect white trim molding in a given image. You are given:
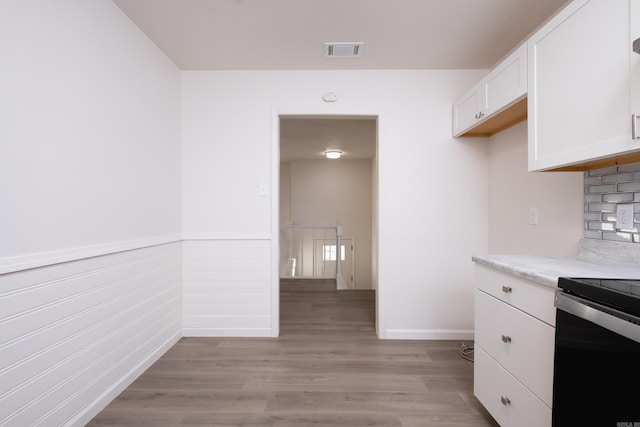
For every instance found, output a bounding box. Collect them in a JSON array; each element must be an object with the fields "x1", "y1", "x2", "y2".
[
  {"x1": 0, "y1": 234, "x2": 183, "y2": 275},
  {"x1": 182, "y1": 232, "x2": 271, "y2": 241},
  {"x1": 182, "y1": 328, "x2": 273, "y2": 337},
  {"x1": 270, "y1": 109, "x2": 281, "y2": 338}
]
